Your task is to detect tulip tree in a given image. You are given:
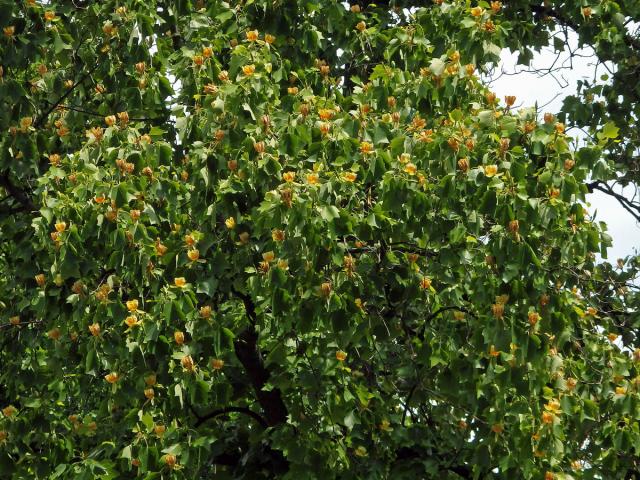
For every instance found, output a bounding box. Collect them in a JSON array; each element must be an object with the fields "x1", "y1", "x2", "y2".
[{"x1": 1, "y1": 1, "x2": 639, "y2": 479}]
